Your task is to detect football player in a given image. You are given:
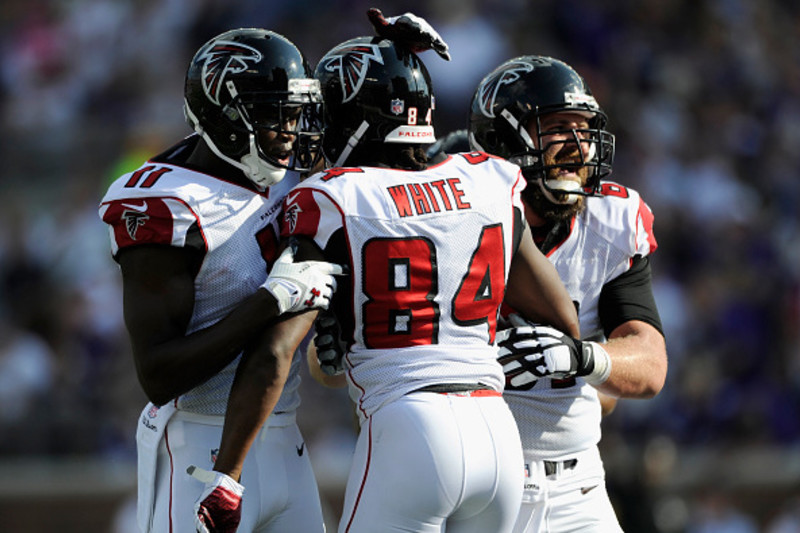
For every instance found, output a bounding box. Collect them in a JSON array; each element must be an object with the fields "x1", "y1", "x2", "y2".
[
  {"x1": 281, "y1": 32, "x2": 583, "y2": 531},
  {"x1": 99, "y1": 28, "x2": 343, "y2": 533},
  {"x1": 469, "y1": 56, "x2": 668, "y2": 532}
]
